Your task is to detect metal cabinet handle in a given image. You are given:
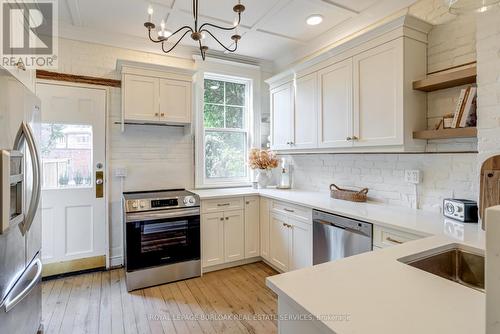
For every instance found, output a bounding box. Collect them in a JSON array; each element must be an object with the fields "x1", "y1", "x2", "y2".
[
  {"x1": 352, "y1": 136, "x2": 359, "y2": 140},
  {"x1": 386, "y1": 237, "x2": 403, "y2": 244},
  {"x1": 346, "y1": 137, "x2": 352, "y2": 141},
  {"x1": 284, "y1": 208, "x2": 294, "y2": 213},
  {"x1": 225, "y1": 217, "x2": 229, "y2": 220},
  {"x1": 14, "y1": 122, "x2": 40, "y2": 235},
  {"x1": 155, "y1": 113, "x2": 159, "y2": 117},
  {"x1": 217, "y1": 203, "x2": 230, "y2": 207},
  {"x1": 246, "y1": 201, "x2": 250, "y2": 205},
  {"x1": 220, "y1": 217, "x2": 224, "y2": 221},
  {"x1": 160, "y1": 113, "x2": 165, "y2": 117}
]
